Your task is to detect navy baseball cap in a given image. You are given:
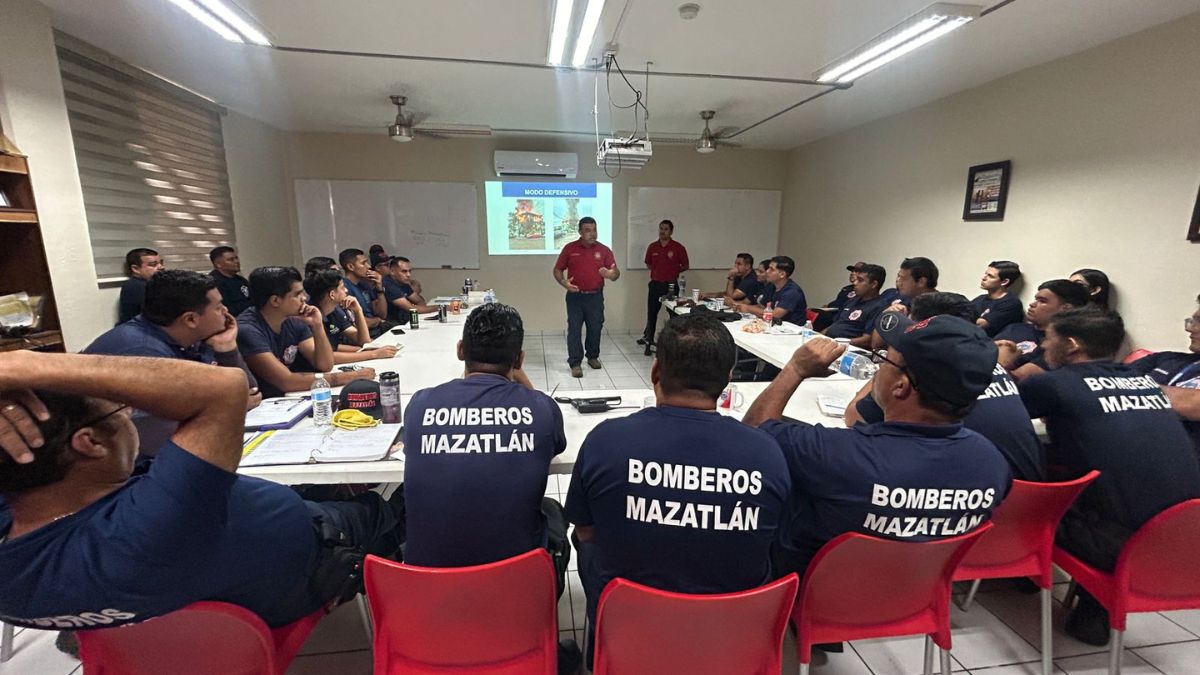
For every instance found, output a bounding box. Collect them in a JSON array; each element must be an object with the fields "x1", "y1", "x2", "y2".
[
  {"x1": 340, "y1": 379, "x2": 382, "y2": 419},
  {"x1": 846, "y1": 262, "x2": 867, "y2": 272},
  {"x1": 875, "y1": 313, "x2": 998, "y2": 408}
]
